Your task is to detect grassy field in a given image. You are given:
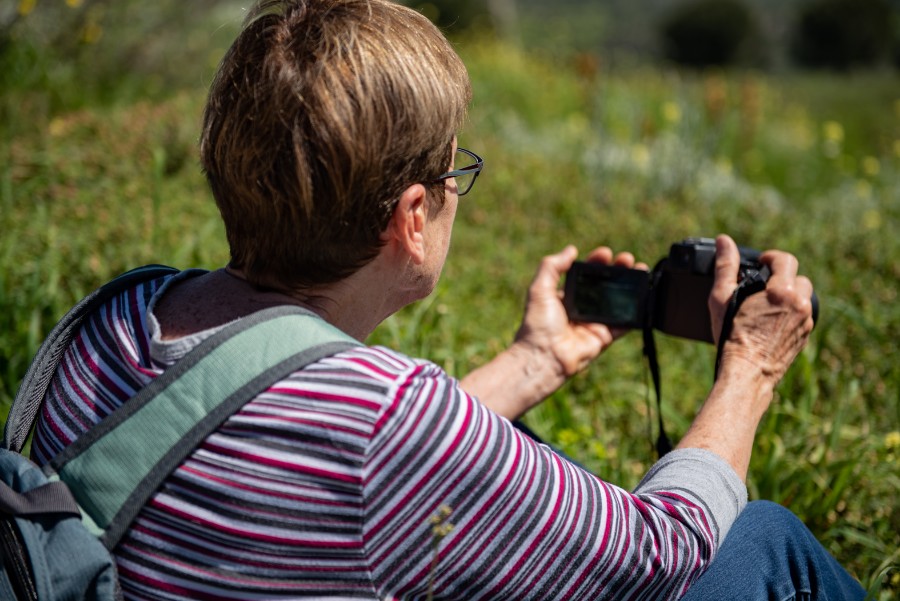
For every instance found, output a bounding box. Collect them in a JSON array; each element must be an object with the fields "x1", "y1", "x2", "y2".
[{"x1": 1, "y1": 7, "x2": 898, "y2": 598}]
